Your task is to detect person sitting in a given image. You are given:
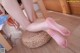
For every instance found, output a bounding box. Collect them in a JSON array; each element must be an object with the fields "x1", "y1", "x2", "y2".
[{"x1": 1, "y1": 0, "x2": 70, "y2": 48}]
